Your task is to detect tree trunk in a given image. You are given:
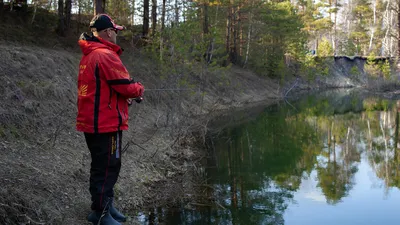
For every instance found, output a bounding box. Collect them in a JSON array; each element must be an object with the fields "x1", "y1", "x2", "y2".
[
  {"x1": 151, "y1": 0, "x2": 157, "y2": 37},
  {"x1": 47, "y1": 0, "x2": 53, "y2": 10},
  {"x1": 0, "y1": 0, "x2": 3, "y2": 18},
  {"x1": 398, "y1": 0, "x2": 400, "y2": 60},
  {"x1": 203, "y1": 1, "x2": 212, "y2": 63},
  {"x1": 244, "y1": 0, "x2": 254, "y2": 67},
  {"x1": 58, "y1": 0, "x2": 65, "y2": 36},
  {"x1": 143, "y1": 0, "x2": 149, "y2": 36},
  {"x1": 94, "y1": 0, "x2": 105, "y2": 15},
  {"x1": 161, "y1": 0, "x2": 166, "y2": 31},
  {"x1": 239, "y1": 5, "x2": 243, "y2": 57},
  {"x1": 174, "y1": 0, "x2": 179, "y2": 26},
  {"x1": 226, "y1": 3, "x2": 232, "y2": 54},
  {"x1": 77, "y1": 0, "x2": 81, "y2": 34},
  {"x1": 207, "y1": 4, "x2": 219, "y2": 64},
  {"x1": 64, "y1": 0, "x2": 72, "y2": 31},
  {"x1": 203, "y1": 2, "x2": 209, "y2": 35},
  {"x1": 381, "y1": 0, "x2": 390, "y2": 56},
  {"x1": 229, "y1": 0, "x2": 237, "y2": 63},
  {"x1": 31, "y1": 1, "x2": 37, "y2": 24},
  {"x1": 333, "y1": 0, "x2": 337, "y2": 55},
  {"x1": 160, "y1": 0, "x2": 166, "y2": 60},
  {"x1": 368, "y1": 0, "x2": 376, "y2": 52},
  {"x1": 369, "y1": 29, "x2": 374, "y2": 52},
  {"x1": 131, "y1": 0, "x2": 135, "y2": 26}
]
